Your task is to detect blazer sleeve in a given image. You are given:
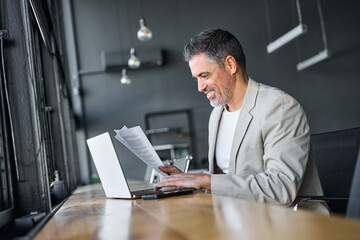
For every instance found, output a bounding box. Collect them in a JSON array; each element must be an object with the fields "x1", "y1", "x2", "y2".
[{"x1": 211, "y1": 92, "x2": 310, "y2": 206}]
